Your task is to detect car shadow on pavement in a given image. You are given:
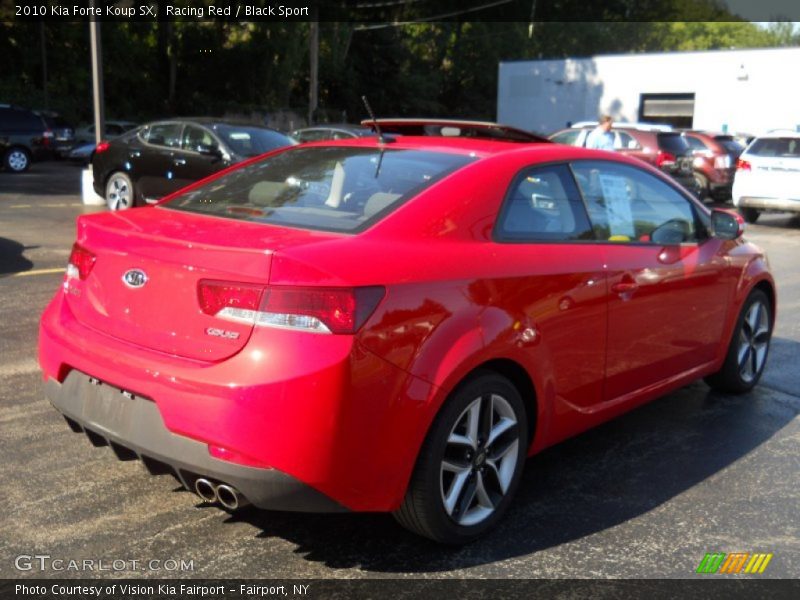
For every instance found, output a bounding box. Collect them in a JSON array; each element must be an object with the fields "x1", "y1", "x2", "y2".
[
  {"x1": 0, "y1": 237, "x2": 34, "y2": 276},
  {"x1": 222, "y1": 370, "x2": 798, "y2": 572},
  {"x1": 0, "y1": 162, "x2": 83, "y2": 196}
]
